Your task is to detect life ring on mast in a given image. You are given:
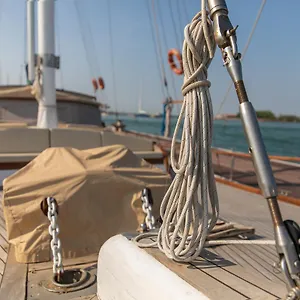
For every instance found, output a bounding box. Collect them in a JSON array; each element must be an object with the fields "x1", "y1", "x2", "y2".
[
  {"x1": 92, "y1": 78, "x2": 98, "y2": 92},
  {"x1": 98, "y1": 77, "x2": 105, "y2": 90},
  {"x1": 168, "y1": 49, "x2": 183, "y2": 75}
]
